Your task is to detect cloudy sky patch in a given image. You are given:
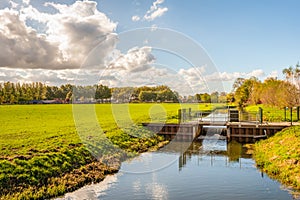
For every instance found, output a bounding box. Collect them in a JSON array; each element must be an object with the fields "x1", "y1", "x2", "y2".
[{"x1": 0, "y1": 0, "x2": 297, "y2": 94}]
